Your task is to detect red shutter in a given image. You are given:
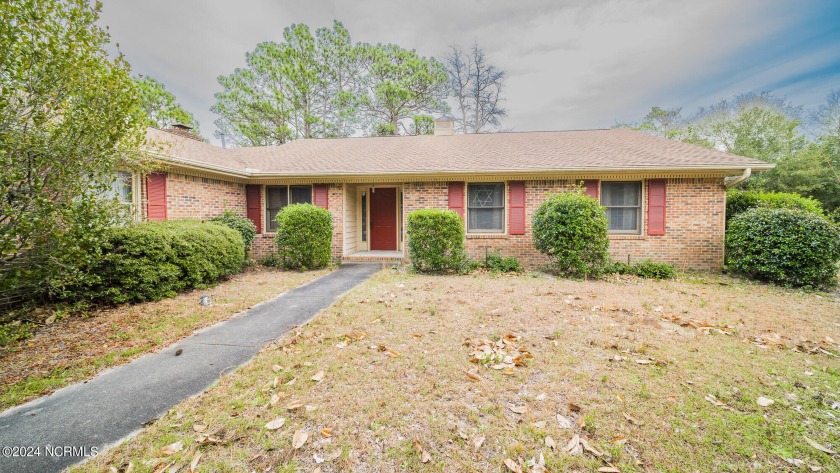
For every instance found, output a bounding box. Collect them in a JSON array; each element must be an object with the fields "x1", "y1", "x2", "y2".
[
  {"x1": 245, "y1": 184, "x2": 262, "y2": 234},
  {"x1": 146, "y1": 172, "x2": 167, "y2": 221},
  {"x1": 448, "y1": 182, "x2": 464, "y2": 218},
  {"x1": 313, "y1": 184, "x2": 329, "y2": 209},
  {"x1": 508, "y1": 181, "x2": 526, "y2": 235},
  {"x1": 582, "y1": 179, "x2": 599, "y2": 199},
  {"x1": 647, "y1": 179, "x2": 667, "y2": 235}
]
